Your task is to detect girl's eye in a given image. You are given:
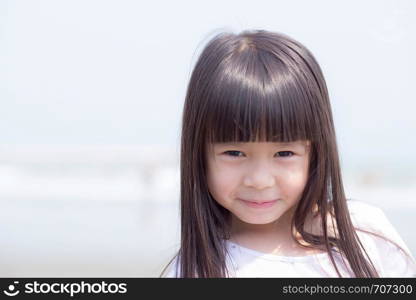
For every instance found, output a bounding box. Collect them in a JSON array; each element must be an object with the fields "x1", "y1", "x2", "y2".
[
  {"x1": 224, "y1": 150, "x2": 244, "y2": 157},
  {"x1": 277, "y1": 151, "x2": 294, "y2": 157},
  {"x1": 223, "y1": 151, "x2": 294, "y2": 157}
]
